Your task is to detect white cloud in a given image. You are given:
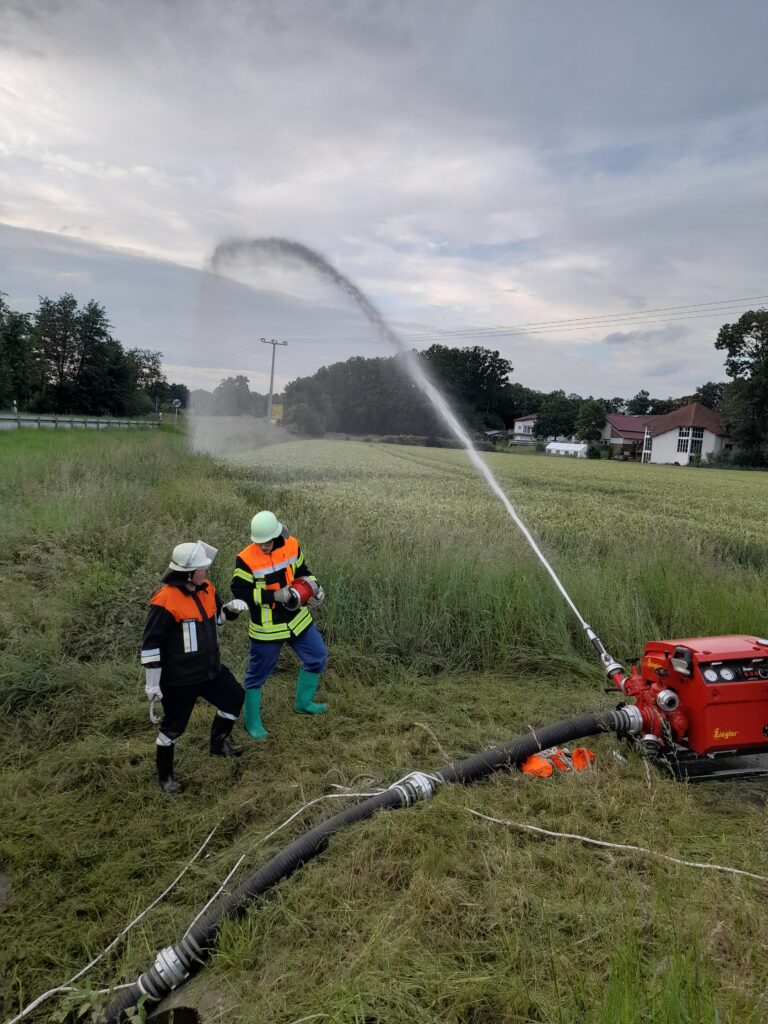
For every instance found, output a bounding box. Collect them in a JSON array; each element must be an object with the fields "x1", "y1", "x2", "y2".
[{"x1": 1, "y1": 0, "x2": 767, "y2": 396}]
